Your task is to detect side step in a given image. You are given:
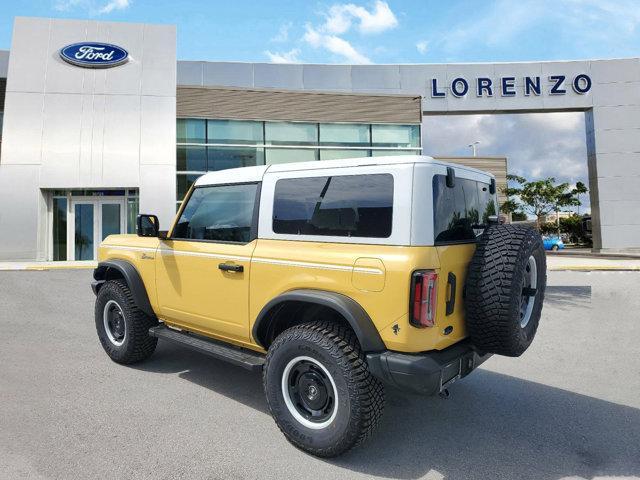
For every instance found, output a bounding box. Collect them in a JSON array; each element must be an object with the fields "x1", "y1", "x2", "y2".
[{"x1": 149, "y1": 325, "x2": 265, "y2": 371}]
